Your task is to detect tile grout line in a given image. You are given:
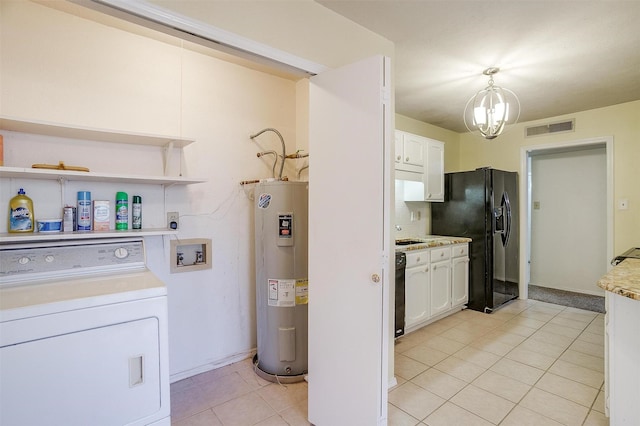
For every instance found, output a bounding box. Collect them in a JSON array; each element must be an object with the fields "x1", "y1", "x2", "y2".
[{"x1": 396, "y1": 300, "x2": 605, "y2": 425}]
